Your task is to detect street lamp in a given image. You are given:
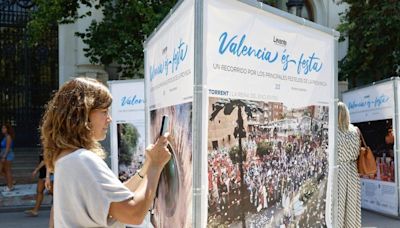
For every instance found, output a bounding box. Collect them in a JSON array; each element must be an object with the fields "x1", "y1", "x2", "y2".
[{"x1": 286, "y1": 0, "x2": 305, "y2": 17}]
